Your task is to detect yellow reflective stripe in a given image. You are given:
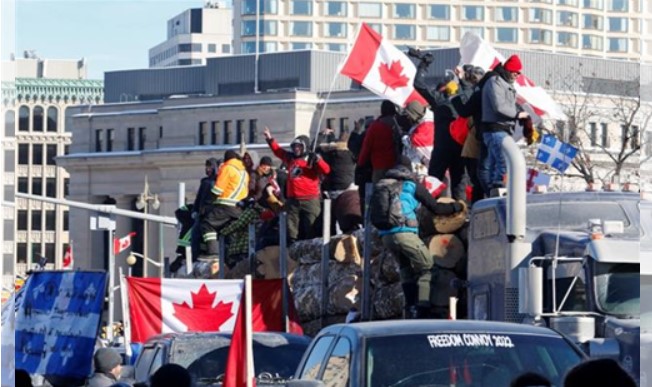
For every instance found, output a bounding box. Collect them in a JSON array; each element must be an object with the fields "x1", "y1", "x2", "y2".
[{"x1": 228, "y1": 168, "x2": 248, "y2": 200}]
